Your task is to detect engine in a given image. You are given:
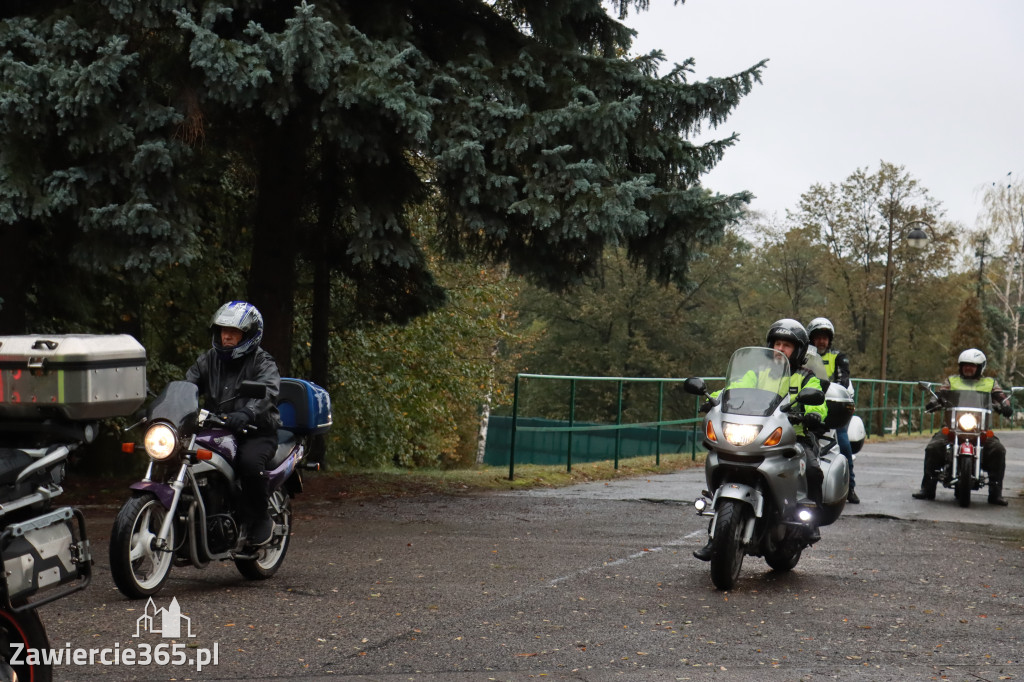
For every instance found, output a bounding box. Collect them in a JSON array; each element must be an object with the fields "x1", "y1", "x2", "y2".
[{"x1": 197, "y1": 475, "x2": 238, "y2": 553}]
